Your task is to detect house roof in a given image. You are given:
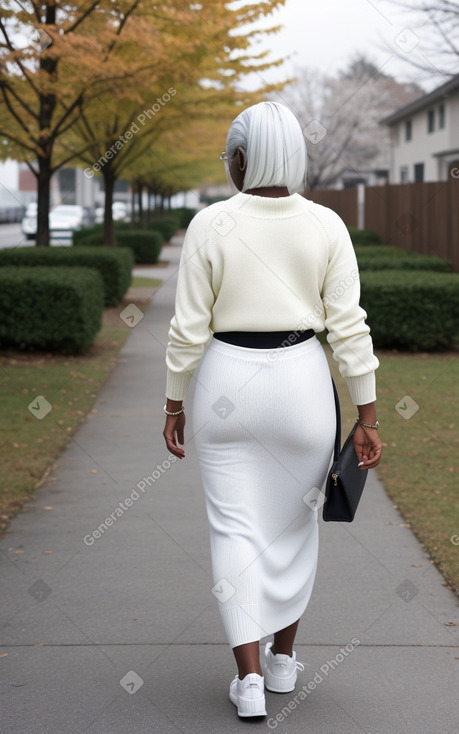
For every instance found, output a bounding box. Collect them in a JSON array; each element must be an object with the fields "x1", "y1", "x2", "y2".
[
  {"x1": 432, "y1": 147, "x2": 459, "y2": 158},
  {"x1": 380, "y1": 73, "x2": 459, "y2": 126}
]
